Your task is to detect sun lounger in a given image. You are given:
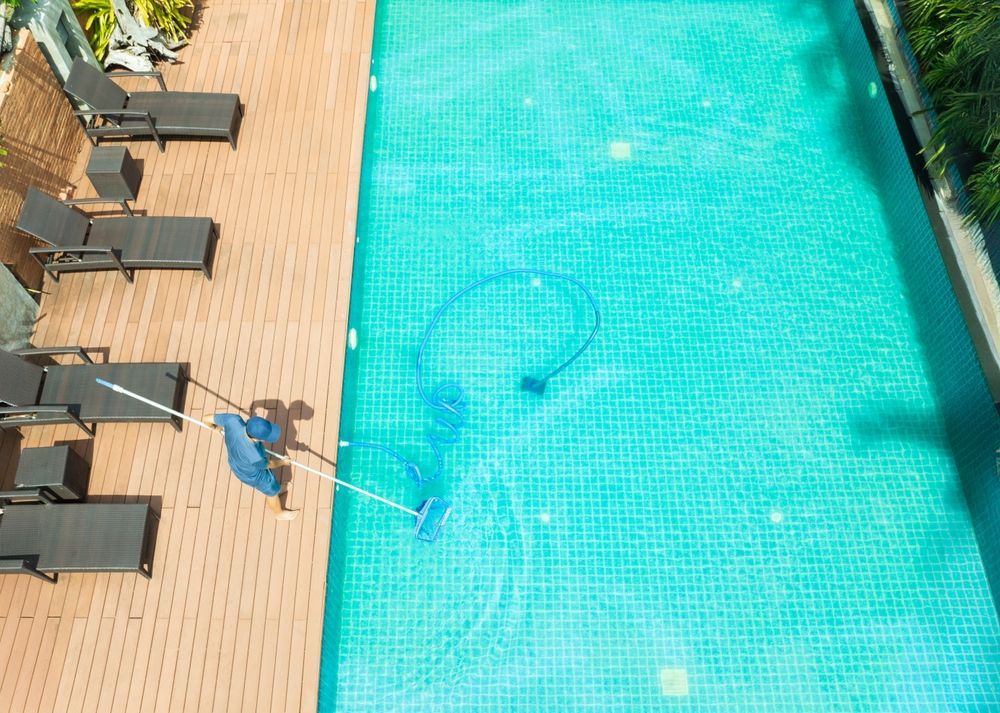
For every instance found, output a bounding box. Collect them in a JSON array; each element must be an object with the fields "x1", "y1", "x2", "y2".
[
  {"x1": 0, "y1": 491, "x2": 156, "y2": 582},
  {"x1": 0, "y1": 347, "x2": 186, "y2": 436},
  {"x1": 17, "y1": 188, "x2": 216, "y2": 282},
  {"x1": 63, "y1": 57, "x2": 243, "y2": 152}
]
